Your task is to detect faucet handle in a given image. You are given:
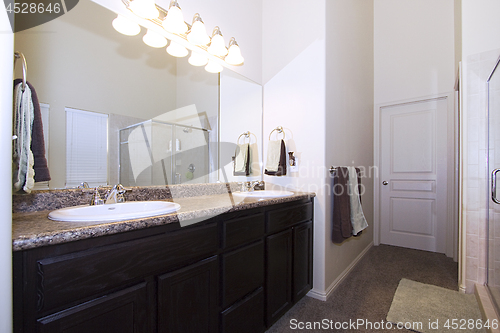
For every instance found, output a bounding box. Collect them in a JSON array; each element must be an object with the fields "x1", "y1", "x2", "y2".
[{"x1": 90, "y1": 187, "x2": 104, "y2": 206}]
